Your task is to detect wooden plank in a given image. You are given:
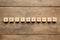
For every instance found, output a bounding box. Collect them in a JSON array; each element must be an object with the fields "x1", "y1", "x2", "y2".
[
  {"x1": 2, "y1": 35, "x2": 60, "y2": 40},
  {"x1": 0, "y1": 7, "x2": 60, "y2": 35},
  {"x1": 0, "y1": 35, "x2": 2, "y2": 40},
  {"x1": 0, "y1": 0, "x2": 60, "y2": 6}
]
